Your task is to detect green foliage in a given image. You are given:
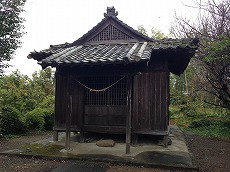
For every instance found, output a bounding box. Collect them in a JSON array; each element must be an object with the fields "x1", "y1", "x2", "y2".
[
  {"x1": 21, "y1": 143, "x2": 65, "y2": 156},
  {"x1": 137, "y1": 25, "x2": 148, "y2": 36},
  {"x1": 0, "y1": 107, "x2": 26, "y2": 134},
  {"x1": 151, "y1": 28, "x2": 167, "y2": 39},
  {"x1": 189, "y1": 119, "x2": 217, "y2": 128},
  {"x1": 188, "y1": 119, "x2": 230, "y2": 138},
  {"x1": 38, "y1": 95, "x2": 55, "y2": 130},
  {"x1": 137, "y1": 25, "x2": 168, "y2": 39},
  {"x1": 171, "y1": 0, "x2": 230, "y2": 110},
  {"x1": 170, "y1": 105, "x2": 230, "y2": 138},
  {"x1": 24, "y1": 108, "x2": 45, "y2": 130},
  {"x1": 0, "y1": 68, "x2": 55, "y2": 135},
  {"x1": 203, "y1": 36, "x2": 230, "y2": 109},
  {"x1": 205, "y1": 36, "x2": 230, "y2": 62},
  {"x1": 0, "y1": 0, "x2": 26, "y2": 74}
]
